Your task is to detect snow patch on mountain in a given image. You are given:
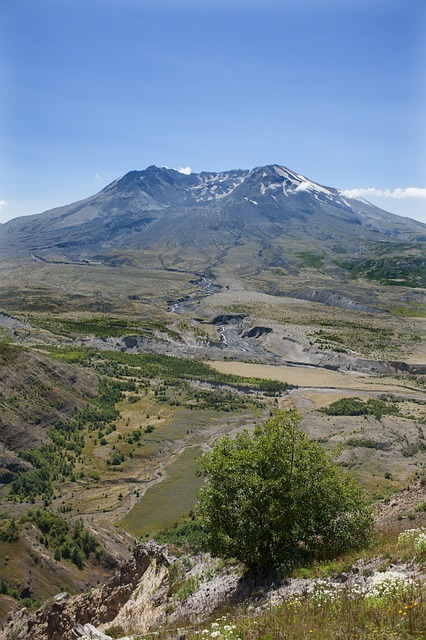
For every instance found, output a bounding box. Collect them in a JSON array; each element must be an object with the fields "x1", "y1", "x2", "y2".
[
  {"x1": 272, "y1": 165, "x2": 335, "y2": 199},
  {"x1": 189, "y1": 171, "x2": 250, "y2": 202},
  {"x1": 294, "y1": 178, "x2": 333, "y2": 197}
]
